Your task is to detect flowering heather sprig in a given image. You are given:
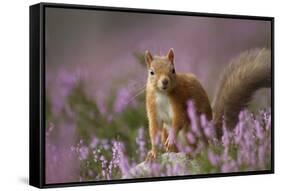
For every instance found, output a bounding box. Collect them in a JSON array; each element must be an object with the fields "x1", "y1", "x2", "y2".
[
  {"x1": 222, "y1": 125, "x2": 231, "y2": 147},
  {"x1": 95, "y1": 91, "x2": 108, "y2": 115},
  {"x1": 201, "y1": 115, "x2": 216, "y2": 139},
  {"x1": 71, "y1": 140, "x2": 89, "y2": 161},
  {"x1": 114, "y1": 86, "x2": 137, "y2": 113},
  {"x1": 90, "y1": 136, "x2": 99, "y2": 149},
  {"x1": 57, "y1": 69, "x2": 79, "y2": 98},
  {"x1": 114, "y1": 141, "x2": 131, "y2": 177},
  {"x1": 212, "y1": 110, "x2": 271, "y2": 172},
  {"x1": 79, "y1": 146, "x2": 89, "y2": 161},
  {"x1": 106, "y1": 141, "x2": 121, "y2": 179},
  {"x1": 208, "y1": 149, "x2": 221, "y2": 166},
  {"x1": 136, "y1": 127, "x2": 147, "y2": 161},
  {"x1": 46, "y1": 122, "x2": 78, "y2": 183},
  {"x1": 52, "y1": 69, "x2": 79, "y2": 115},
  {"x1": 65, "y1": 99, "x2": 271, "y2": 181},
  {"x1": 187, "y1": 101, "x2": 201, "y2": 137},
  {"x1": 100, "y1": 155, "x2": 108, "y2": 178}
]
